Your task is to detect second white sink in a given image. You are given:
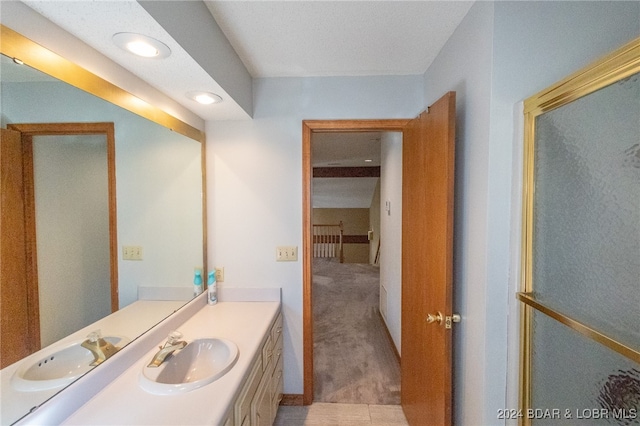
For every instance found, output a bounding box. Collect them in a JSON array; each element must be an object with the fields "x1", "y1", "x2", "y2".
[{"x1": 139, "y1": 338, "x2": 239, "y2": 395}]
